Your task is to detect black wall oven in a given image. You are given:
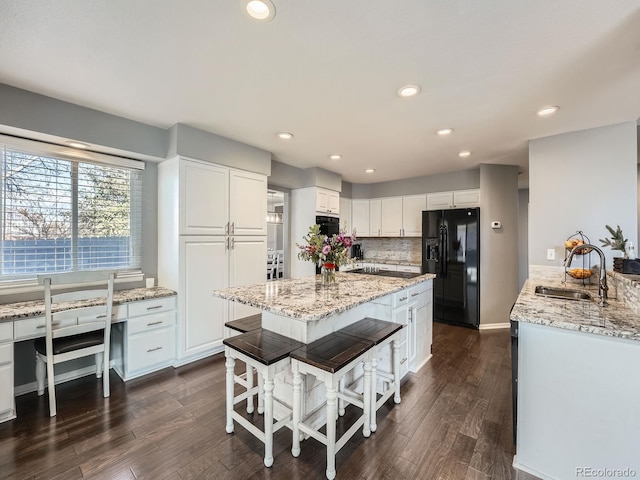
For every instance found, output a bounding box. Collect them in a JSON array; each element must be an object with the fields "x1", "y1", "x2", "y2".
[{"x1": 315, "y1": 216, "x2": 340, "y2": 273}]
